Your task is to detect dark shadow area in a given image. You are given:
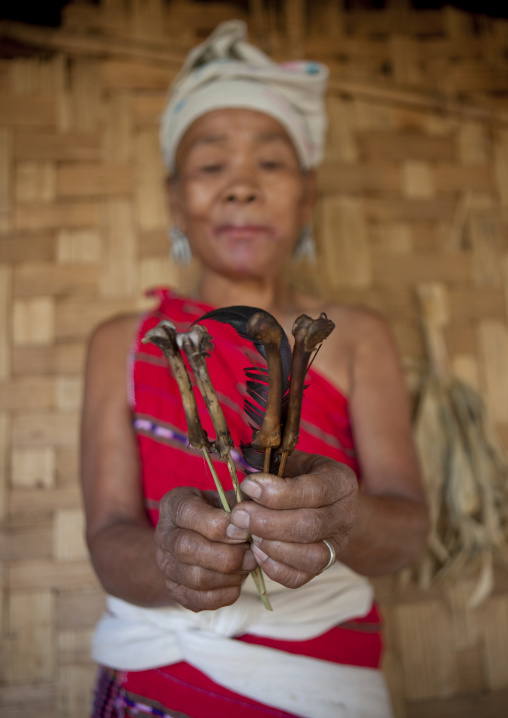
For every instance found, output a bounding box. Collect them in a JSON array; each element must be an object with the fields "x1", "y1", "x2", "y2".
[{"x1": 1, "y1": 1, "x2": 508, "y2": 28}]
